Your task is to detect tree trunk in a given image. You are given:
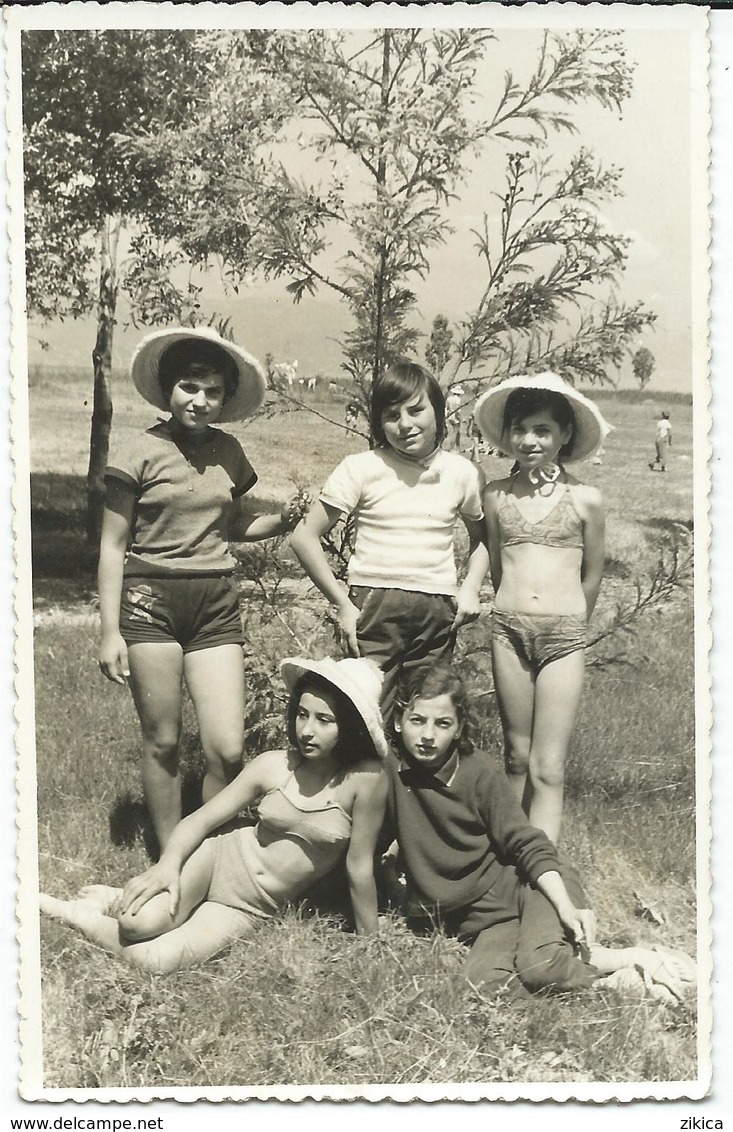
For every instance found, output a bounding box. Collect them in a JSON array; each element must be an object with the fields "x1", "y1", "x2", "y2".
[
  {"x1": 86, "y1": 215, "x2": 121, "y2": 545},
  {"x1": 371, "y1": 31, "x2": 391, "y2": 392}
]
